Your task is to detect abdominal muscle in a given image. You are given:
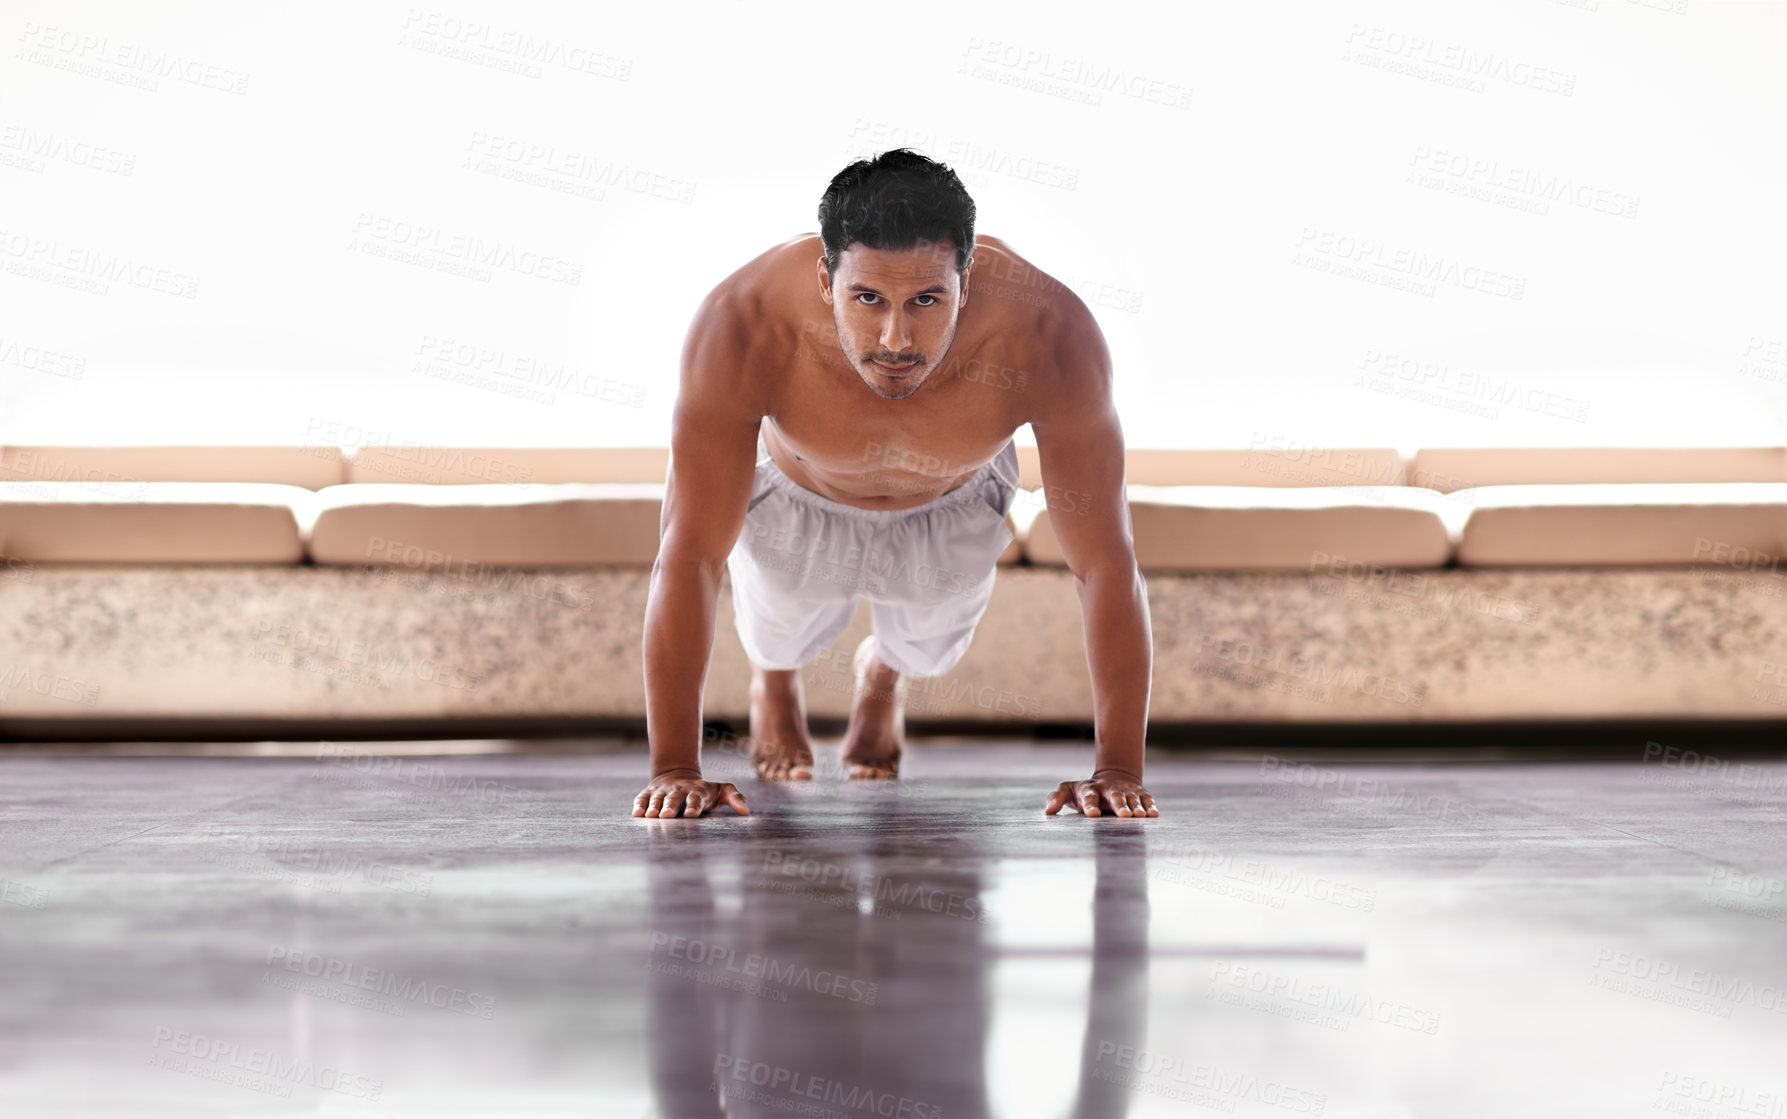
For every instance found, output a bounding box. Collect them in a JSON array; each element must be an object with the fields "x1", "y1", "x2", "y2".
[{"x1": 761, "y1": 420, "x2": 987, "y2": 512}]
